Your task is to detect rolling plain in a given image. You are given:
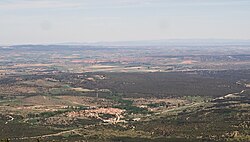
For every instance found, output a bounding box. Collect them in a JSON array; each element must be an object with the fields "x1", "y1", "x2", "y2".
[{"x1": 0, "y1": 42, "x2": 249, "y2": 141}]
